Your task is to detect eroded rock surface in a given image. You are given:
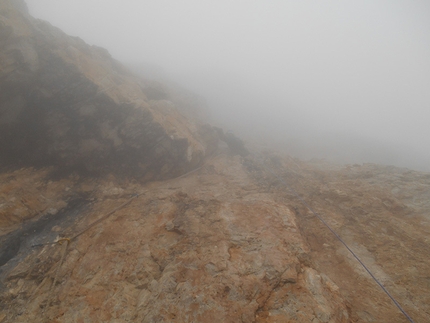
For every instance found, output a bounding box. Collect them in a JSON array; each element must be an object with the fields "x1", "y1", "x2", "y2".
[
  {"x1": 0, "y1": 153, "x2": 353, "y2": 323},
  {"x1": 255, "y1": 154, "x2": 430, "y2": 323},
  {"x1": 1, "y1": 150, "x2": 429, "y2": 322}
]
